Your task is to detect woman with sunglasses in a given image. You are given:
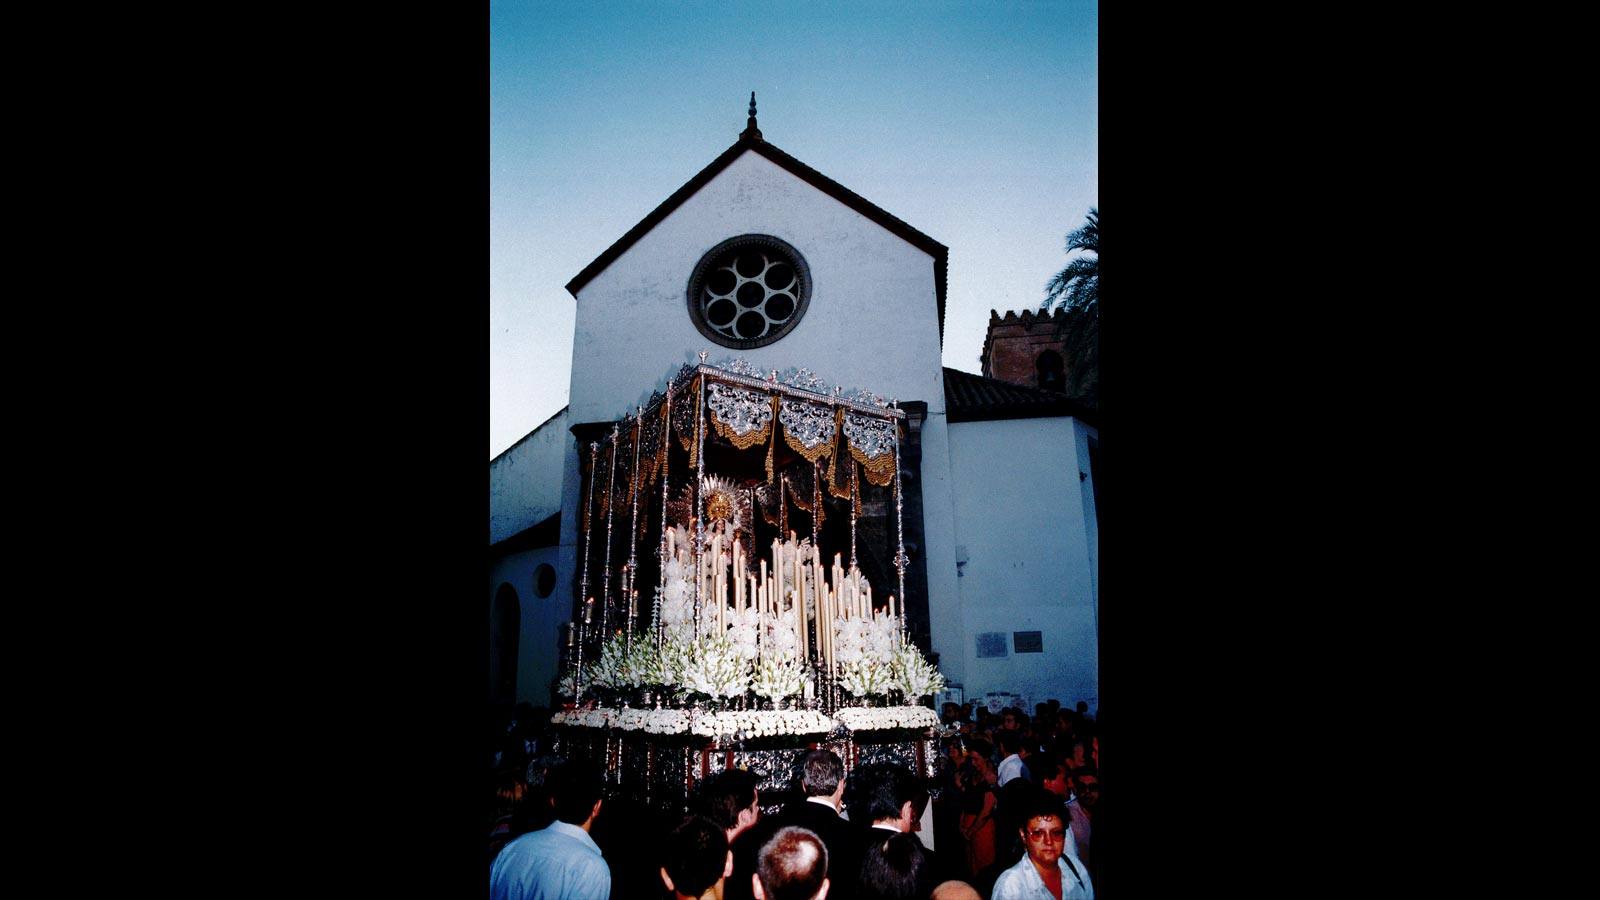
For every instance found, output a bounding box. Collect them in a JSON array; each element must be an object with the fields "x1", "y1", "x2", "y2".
[{"x1": 990, "y1": 789, "x2": 1093, "y2": 900}]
